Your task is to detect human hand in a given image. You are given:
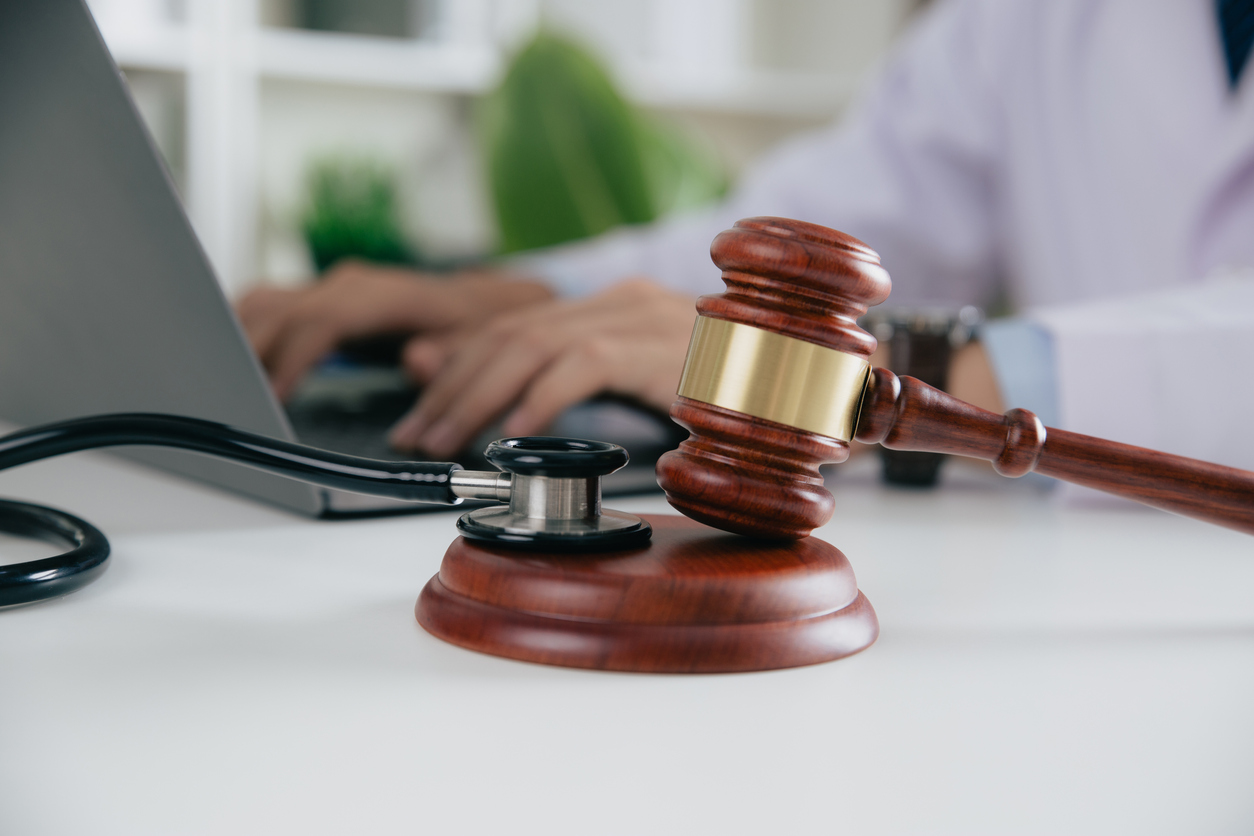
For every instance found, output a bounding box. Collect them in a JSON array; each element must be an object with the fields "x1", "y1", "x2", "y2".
[
  {"x1": 235, "y1": 261, "x2": 553, "y2": 400},
  {"x1": 388, "y1": 278, "x2": 697, "y2": 457}
]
